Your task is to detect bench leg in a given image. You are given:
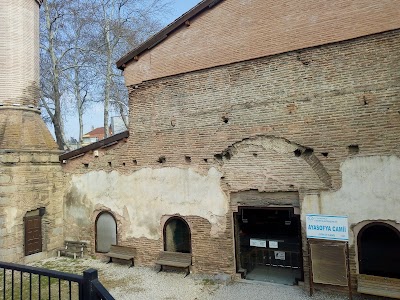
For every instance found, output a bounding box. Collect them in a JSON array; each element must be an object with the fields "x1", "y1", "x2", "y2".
[
  {"x1": 129, "y1": 258, "x2": 134, "y2": 268},
  {"x1": 107, "y1": 257, "x2": 113, "y2": 264},
  {"x1": 73, "y1": 253, "x2": 76, "y2": 259},
  {"x1": 157, "y1": 265, "x2": 163, "y2": 273},
  {"x1": 184, "y1": 267, "x2": 190, "y2": 278},
  {"x1": 58, "y1": 250, "x2": 60, "y2": 257}
]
